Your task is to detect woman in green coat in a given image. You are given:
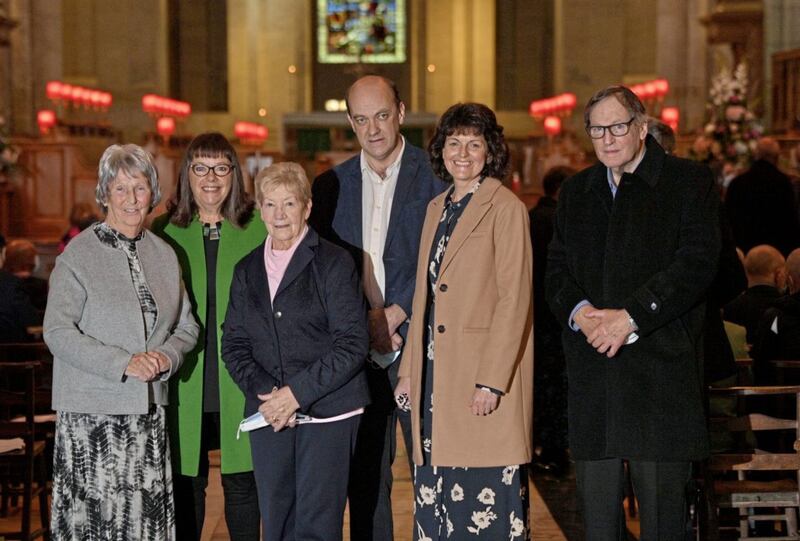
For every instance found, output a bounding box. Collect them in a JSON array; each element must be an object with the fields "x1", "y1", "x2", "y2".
[{"x1": 152, "y1": 132, "x2": 266, "y2": 540}]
